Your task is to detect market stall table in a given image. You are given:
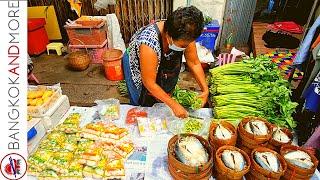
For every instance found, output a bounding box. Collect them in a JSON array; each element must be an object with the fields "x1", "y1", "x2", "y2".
[{"x1": 28, "y1": 105, "x2": 320, "y2": 180}]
